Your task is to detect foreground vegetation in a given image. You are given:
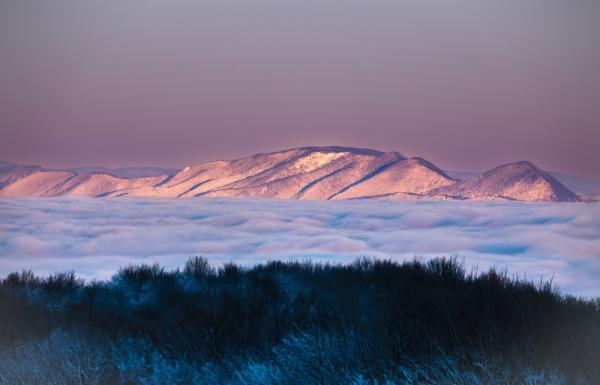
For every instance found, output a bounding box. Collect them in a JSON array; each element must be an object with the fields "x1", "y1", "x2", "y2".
[{"x1": 0, "y1": 257, "x2": 598, "y2": 384}]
